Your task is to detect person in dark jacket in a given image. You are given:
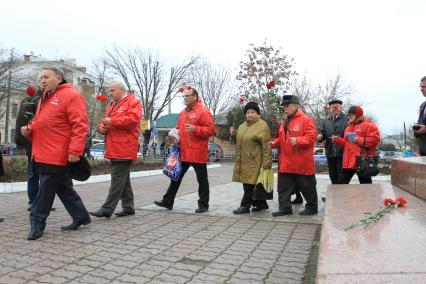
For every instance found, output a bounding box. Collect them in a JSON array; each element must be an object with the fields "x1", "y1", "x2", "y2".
[
  {"x1": 317, "y1": 100, "x2": 348, "y2": 184},
  {"x1": 413, "y1": 76, "x2": 426, "y2": 155},
  {"x1": 15, "y1": 85, "x2": 43, "y2": 210}
]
